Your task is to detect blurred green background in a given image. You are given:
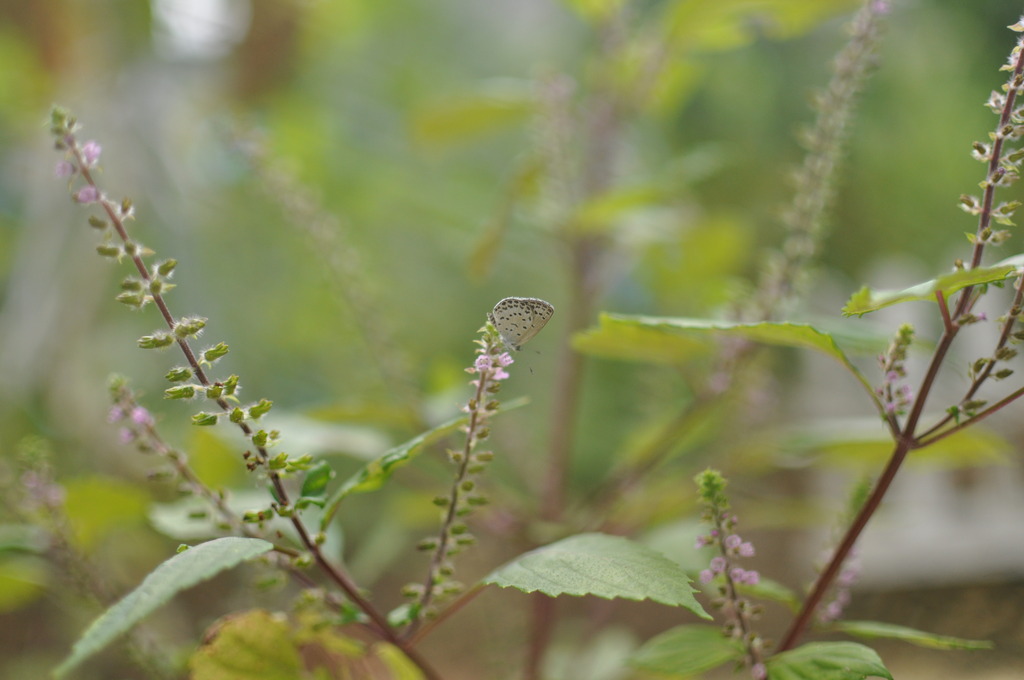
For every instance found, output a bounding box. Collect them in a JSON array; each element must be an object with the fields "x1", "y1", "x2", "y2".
[{"x1": 1, "y1": 1, "x2": 1023, "y2": 678}]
